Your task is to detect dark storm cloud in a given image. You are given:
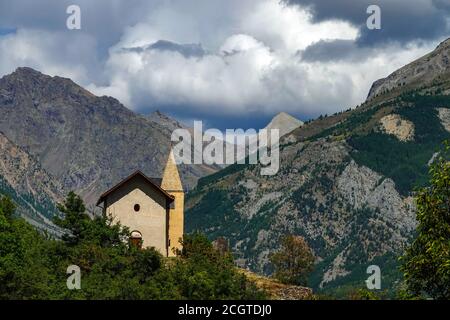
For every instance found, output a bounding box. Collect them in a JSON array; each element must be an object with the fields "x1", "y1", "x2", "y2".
[
  {"x1": 0, "y1": 0, "x2": 158, "y2": 58},
  {"x1": 123, "y1": 40, "x2": 206, "y2": 58},
  {"x1": 148, "y1": 40, "x2": 206, "y2": 57},
  {"x1": 124, "y1": 40, "x2": 206, "y2": 58},
  {"x1": 140, "y1": 104, "x2": 274, "y2": 131},
  {"x1": 300, "y1": 39, "x2": 372, "y2": 62},
  {"x1": 284, "y1": 0, "x2": 450, "y2": 46},
  {"x1": 434, "y1": 0, "x2": 450, "y2": 10}
]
